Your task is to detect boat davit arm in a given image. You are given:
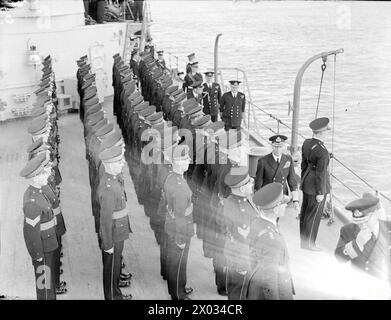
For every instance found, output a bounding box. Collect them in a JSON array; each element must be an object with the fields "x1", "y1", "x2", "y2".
[{"x1": 290, "y1": 48, "x2": 344, "y2": 156}]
